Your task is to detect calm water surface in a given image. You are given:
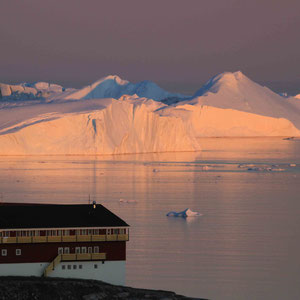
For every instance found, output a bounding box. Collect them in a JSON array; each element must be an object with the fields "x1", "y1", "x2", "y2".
[{"x1": 0, "y1": 138, "x2": 300, "y2": 300}]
